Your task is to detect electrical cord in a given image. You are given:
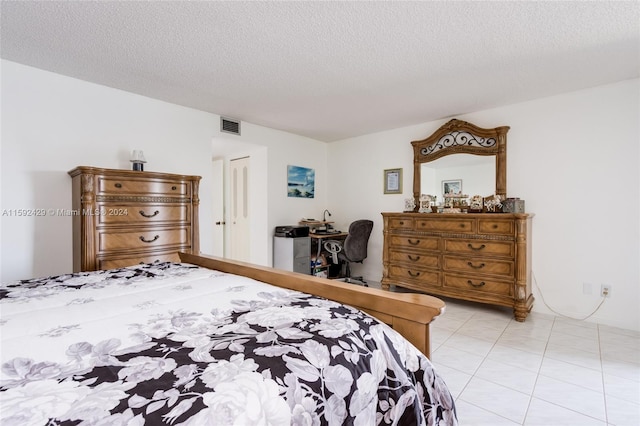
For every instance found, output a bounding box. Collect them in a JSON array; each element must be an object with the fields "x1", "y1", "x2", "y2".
[{"x1": 532, "y1": 271, "x2": 607, "y2": 321}]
